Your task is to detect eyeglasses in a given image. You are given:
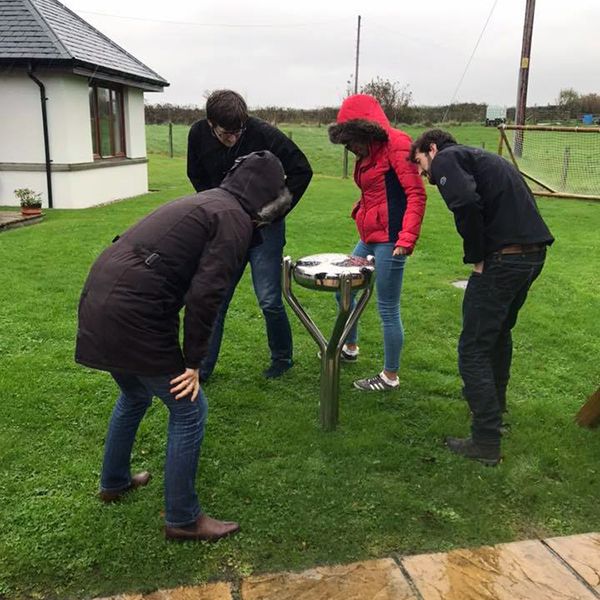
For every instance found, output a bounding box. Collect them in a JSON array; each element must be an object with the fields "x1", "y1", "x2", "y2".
[{"x1": 212, "y1": 124, "x2": 247, "y2": 138}]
